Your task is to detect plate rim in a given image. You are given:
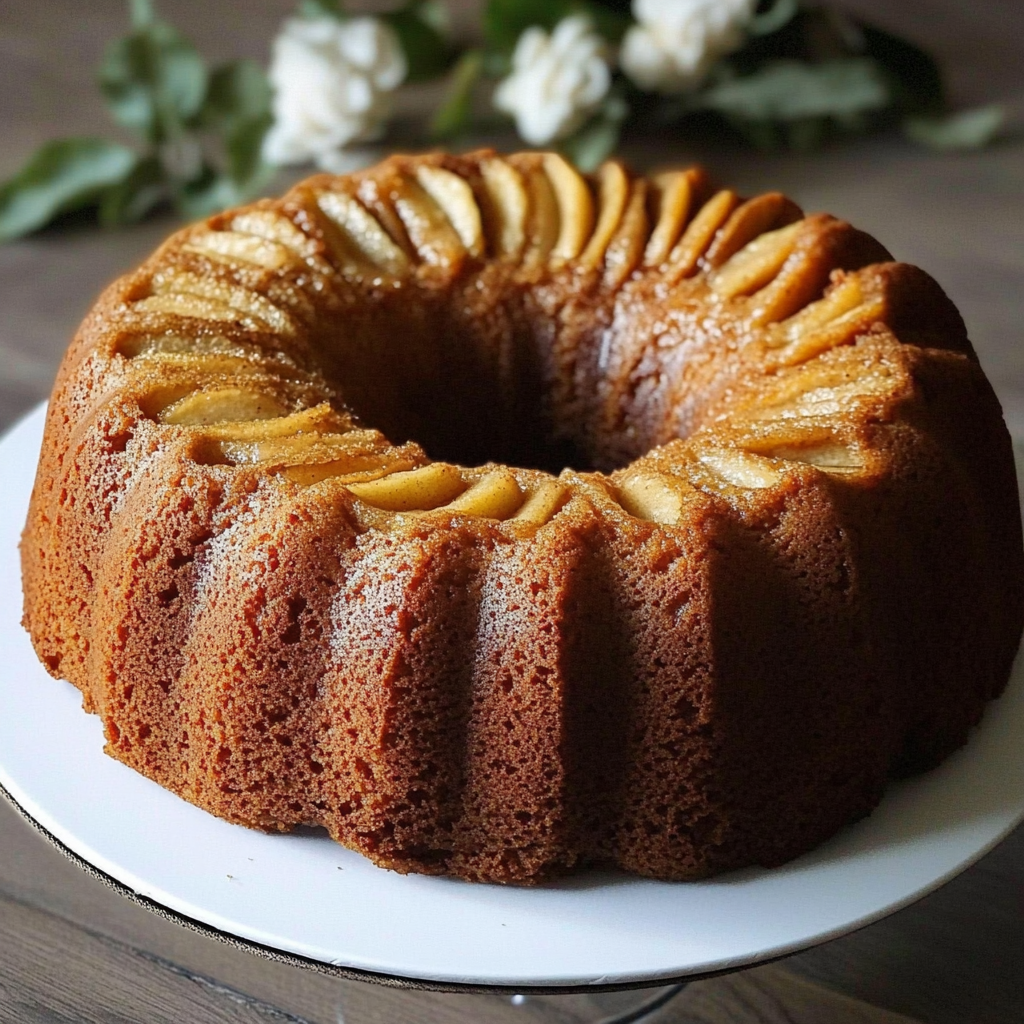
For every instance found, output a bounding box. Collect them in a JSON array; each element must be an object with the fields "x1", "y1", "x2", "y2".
[{"x1": 0, "y1": 774, "x2": 783, "y2": 994}]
